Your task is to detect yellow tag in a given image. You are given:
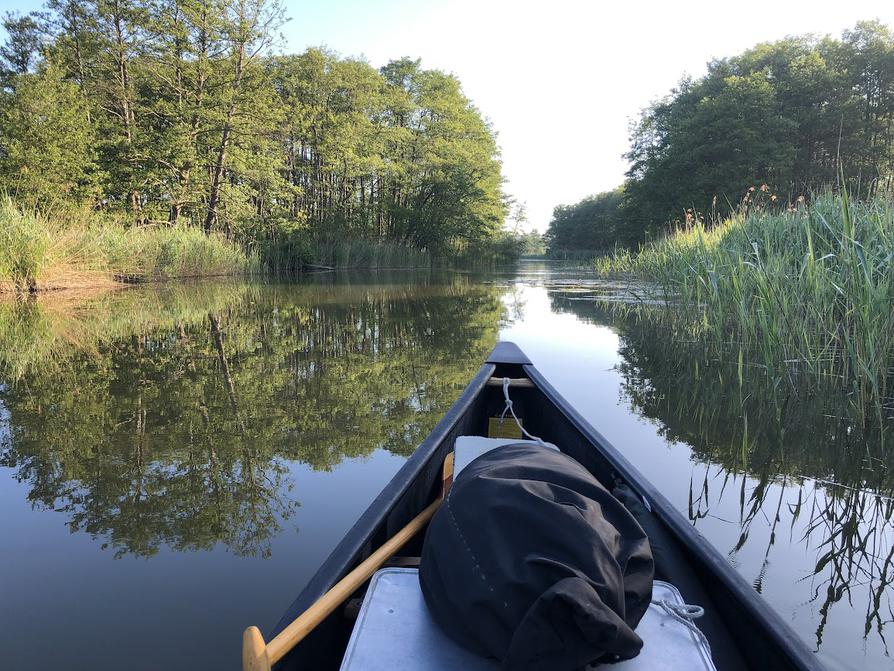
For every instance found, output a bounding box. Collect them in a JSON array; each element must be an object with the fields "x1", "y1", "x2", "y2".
[{"x1": 488, "y1": 416, "x2": 523, "y2": 439}]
